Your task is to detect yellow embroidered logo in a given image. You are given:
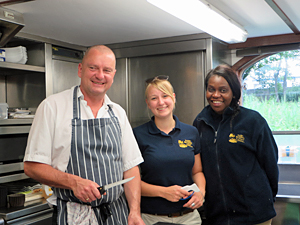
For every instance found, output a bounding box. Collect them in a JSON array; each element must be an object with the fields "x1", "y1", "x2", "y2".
[
  {"x1": 229, "y1": 133, "x2": 245, "y2": 143},
  {"x1": 178, "y1": 140, "x2": 193, "y2": 148}
]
